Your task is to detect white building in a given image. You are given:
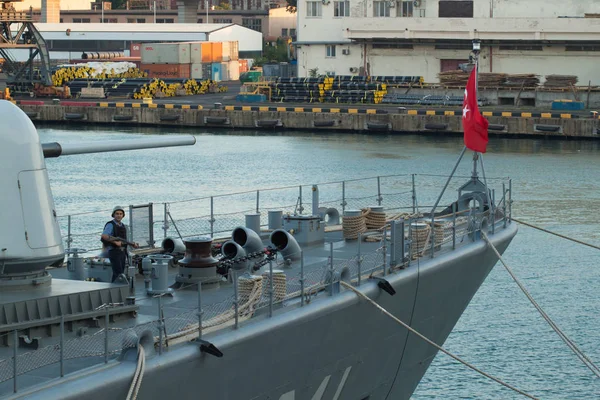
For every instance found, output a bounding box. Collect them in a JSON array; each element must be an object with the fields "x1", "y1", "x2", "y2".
[{"x1": 295, "y1": 0, "x2": 600, "y2": 84}]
